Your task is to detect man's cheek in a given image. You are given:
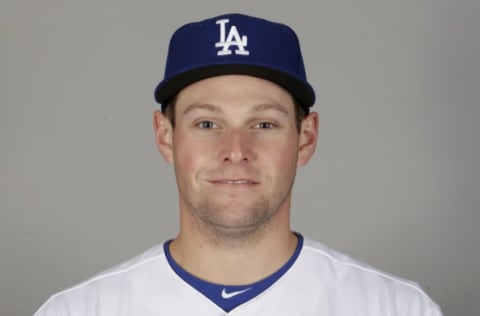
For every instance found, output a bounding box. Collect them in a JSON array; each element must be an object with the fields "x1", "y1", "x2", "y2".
[{"x1": 175, "y1": 145, "x2": 203, "y2": 173}]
